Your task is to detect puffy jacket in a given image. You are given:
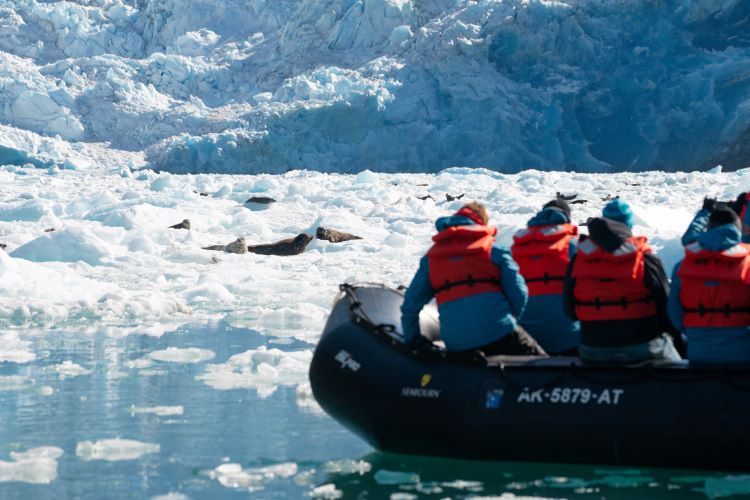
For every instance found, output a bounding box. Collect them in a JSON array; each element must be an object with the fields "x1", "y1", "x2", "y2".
[
  {"x1": 514, "y1": 207, "x2": 580, "y2": 354},
  {"x1": 669, "y1": 224, "x2": 750, "y2": 364},
  {"x1": 428, "y1": 224, "x2": 501, "y2": 305},
  {"x1": 564, "y1": 218, "x2": 676, "y2": 347},
  {"x1": 401, "y1": 215, "x2": 528, "y2": 352}
]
